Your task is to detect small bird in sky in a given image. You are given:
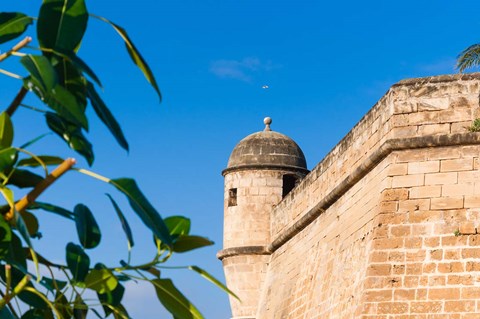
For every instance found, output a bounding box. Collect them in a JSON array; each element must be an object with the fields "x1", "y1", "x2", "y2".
[{"x1": 262, "y1": 85, "x2": 269, "y2": 89}]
